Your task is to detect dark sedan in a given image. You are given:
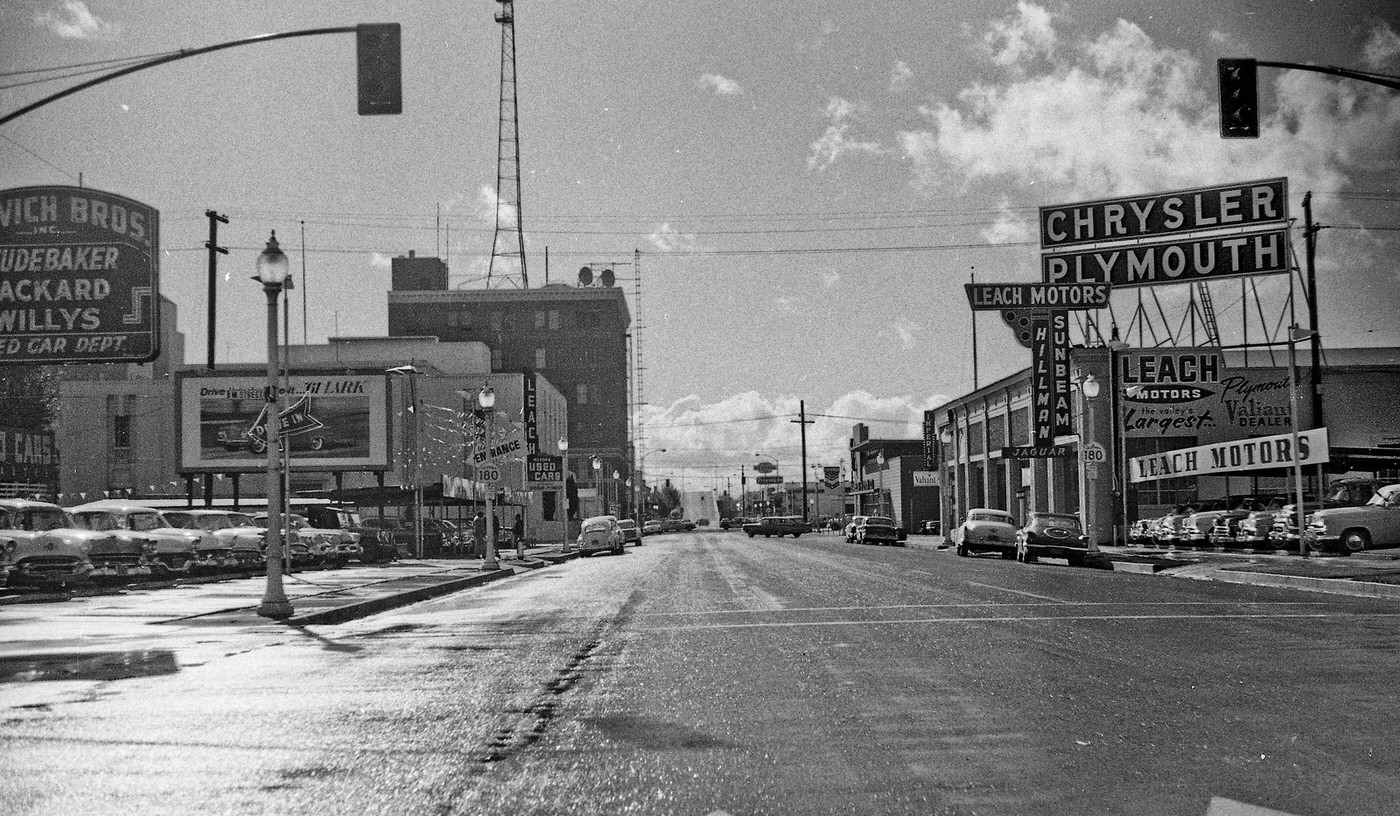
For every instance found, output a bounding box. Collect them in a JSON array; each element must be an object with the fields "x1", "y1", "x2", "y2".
[{"x1": 1016, "y1": 512, "x2": 1094, "y2": 566}]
